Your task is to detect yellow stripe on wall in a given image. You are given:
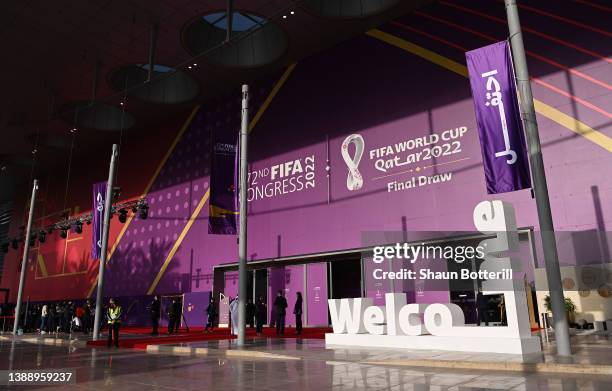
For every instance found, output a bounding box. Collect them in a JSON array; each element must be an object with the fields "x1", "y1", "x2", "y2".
[
  {"x1": 145, "y1": 63, "x2": 298, "y2": 293},
  {"x1": 86, "y1": 105, "x2": 201, "y2": 298},
  {"x1": 366, "y1": 29, "x2": 612, "y2": 153},
  {"x1": 249, "y1": 63, "x2": 297, "y2": 132},
  {"x1": 146, "y1": 189, "x2": 210, "y2": 294},
  {"x1": 534, "y1": 100, "x2": 612, "y2": 152},
  {"x1": 37, "y1": 254, "x2": 48, "y2": 278}
]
